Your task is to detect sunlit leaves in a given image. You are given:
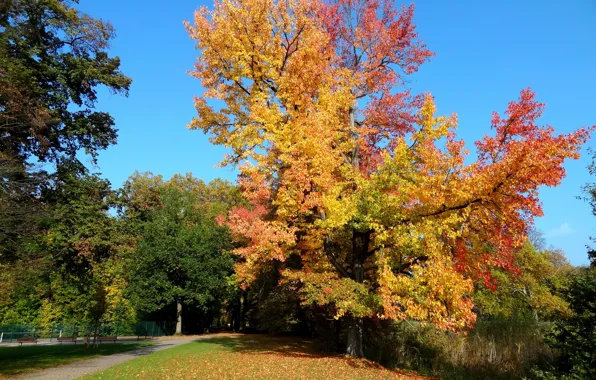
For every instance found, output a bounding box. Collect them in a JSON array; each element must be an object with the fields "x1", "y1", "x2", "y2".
[{"x1": 187, "y1": 0, "x2": 592, "y2": 333}]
